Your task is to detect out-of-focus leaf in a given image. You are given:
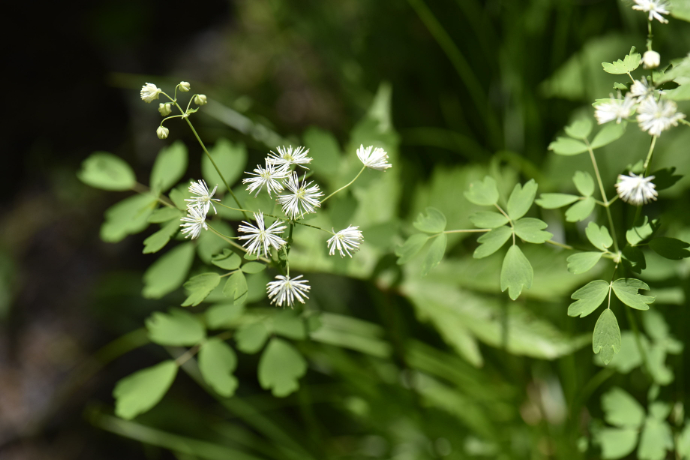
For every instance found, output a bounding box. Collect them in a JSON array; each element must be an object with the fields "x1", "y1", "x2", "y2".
[
  {"x1": 211, "y1": 249, "x2": 242, "y2": 270},
  {"x1": 593, "y1": 309, "x2": 621, "y2": 365},
  {"x1": 101, "y1": 194, "x2": 157, "y2": 243},
  {"x1": 500, "y1": 245, "x2": 533, "y2": 300},
  {"x1": 146, "y1": 308, "x2": 205, "y2": 346},
  {"x1": 612, "y1": 279, "x2": 655, "y2": 311},
  {"x1": 223, "y1": 271, "x2": 248, "y2": 305},
  {"x1": 567, "y1": 252, "x2": 604, "y2": 275},
  {"x1": 565, "y1": 118, "x2": 593, "y2": 139},
  {"x1": 143, "y1": 219, "x2": 179, "y2": 254},
  {"x1": 597, "y1": 428, "x2": 638, "y2": 459},
  {"x1": 201, "y1": 138, "x2": 247, "y2": 193},
  {"x1": 548, "y1": 137, "x2": 588, "y2": 156},
  {"x1": 535, "y1": 193, "x2": 579, "y2": 209},
  {"x1": 586, "y1": 222, "x2": 613, "y2": 250},
  {"x1": 514, "y1": 218, "x2": 552, "y2": 243},
  {"x1": 422, "y1": 233, "x2": 447, "y2": 276},
  {"x1": 197, "y1": 220, "x2": 233, "y2": 264},
  {"x1": 182, "y1": 273, "x2": 222, "y2": 307},
  {"x1": 464, "y1": 176, "x2": 499, "y2": 206},
  {"x1": 199, "y1": 338, "x2": 238, "y2": 397},
  {"x1": 568, "y1": 280, "x2": 609, "y2": 317},
  {"x1": 474, "y1": 226, "x2": 512, "y2": 259},
  {"x1": 113, "y1": 360, "x2": 178, "y2": 420},
  {"x1": 241, "y1": 262, "x2": 266, "y2": 274},
  {"x1": 303, "y1": 127, "x2": 341, "y2": 178},
  {"x1": 601, "y1": 387, "x2": 645, "y2": 428},
  {"x1": 235, "y1": 322, "x2": 270, "y2": 354},
  {"x1": 150, "y1": 141, "x2": 188, "y2": 193},
  {"x1": 591, "y1": 122, "x2": 627, "y2": 149},
  {"x1": 258, "y1": 338, "x2": 308, "y2": 397},
  {"x1": 469, "y1": 211, "x2": 509, "y2": 228},
  {"x1": 649, "y1": 237, "x2": 690, "y2": 260},
  {"x1": 396, "y1": 234, "x2": 430, "y2": 264},
  {"x1": 565, "y1": 196, "x2": 596, "y2": 222},
  {"x1": 205, "y1": 302, "x2": 245, "y2": 329},
  {"x1": 272, "y1": 310, "x2": 306, "y2": 340},
  {"x1": 148, "y1": 207, "x2": 182, "y2": 223},
  {"x1": 506, "y1": 180, "x2": 538, "y2": 220},
  {"x1": 78, "y1": 152, "x2": 136, "y2": 191},
  {"x1": 602, "y1": 48, "x2": 641, "y2": 74},
  {"x1": 573, "y1": 171, "x2": 595, "y2": 196},
  {"x1": 142, "y1": 243, "x2": 195, "y2": 299},
  {"x1": 638, "y1": 418, "x2": 673, "y2": 460},
  {"x1": 626, "y1": 216, "x2": 660, "y2": 246},
  {"x1": 413, "y1": 207, "x2": 447, "y2": 233}
]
